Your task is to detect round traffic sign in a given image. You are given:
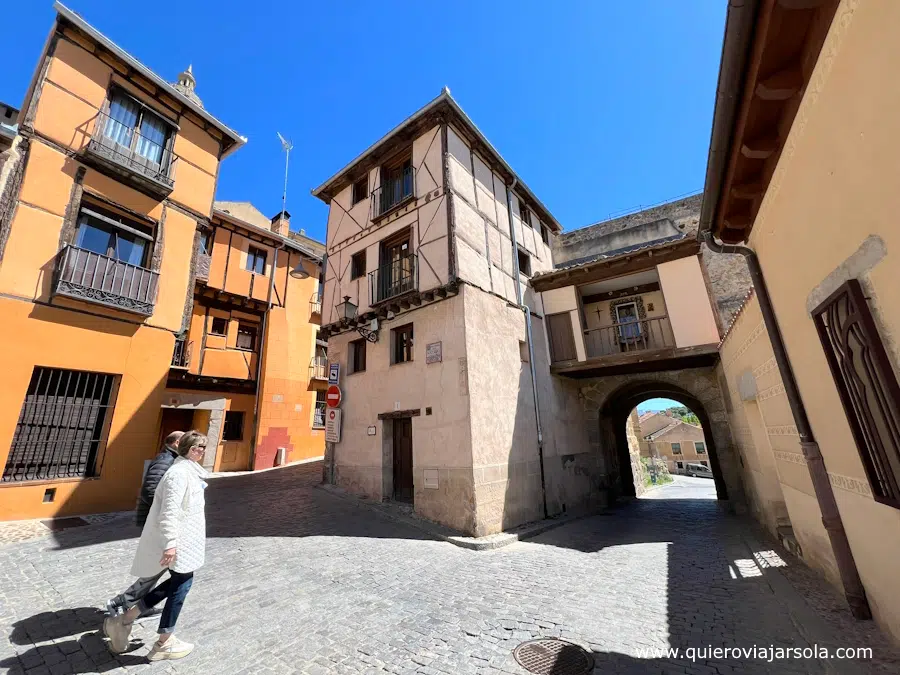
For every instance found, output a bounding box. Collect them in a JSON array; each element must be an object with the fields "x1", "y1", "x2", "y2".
[{"x1": 326, "y1": 384, "x2": 342, "y2": 408}]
